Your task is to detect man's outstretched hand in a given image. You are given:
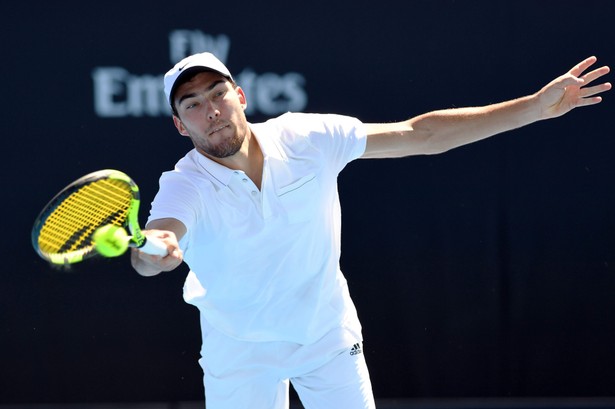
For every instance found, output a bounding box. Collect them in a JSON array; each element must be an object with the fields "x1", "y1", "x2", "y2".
[{"x1": 538, "y1": 56, "x2": 611, "y2": 120}]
